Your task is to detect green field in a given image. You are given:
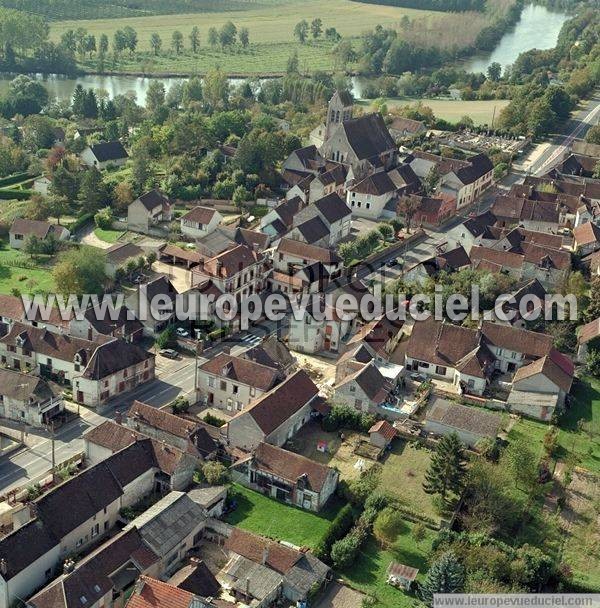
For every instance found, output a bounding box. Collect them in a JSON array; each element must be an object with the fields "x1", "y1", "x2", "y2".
[
  {"x1": 360, "y1": 97, "x2": 510, "y2": 126},
  {"x1": 225, "y1": 483, "x2": 341, "y2": 549},
  {"x1": 50, "y1": 0, "x2": 439, "y2": 75},
  {"x1": 380, "y1": 440, "x2": 442, "y2": 525},
  {"x1": 0, "y1": 241, "x2": 56, "y2": 295},
  {"x1": 342, "y1": 525, "x2": 436, "y2": 608}
]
